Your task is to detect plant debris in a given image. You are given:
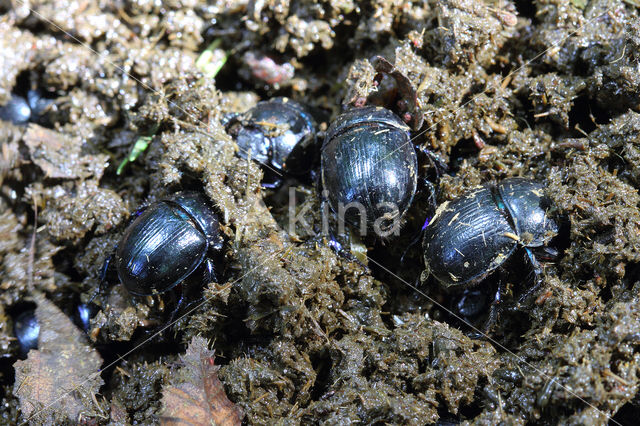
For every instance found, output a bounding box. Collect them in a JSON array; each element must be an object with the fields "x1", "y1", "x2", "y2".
[
  {"x1": 160, "y1": 337, "x2": 243, "y2": 426},
  {"x1": 12, "y1": 294, "x2": 104, "y2": 424},
  {"x1": 23, "y1": 125, "x2": 109, "y2": 180}
]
